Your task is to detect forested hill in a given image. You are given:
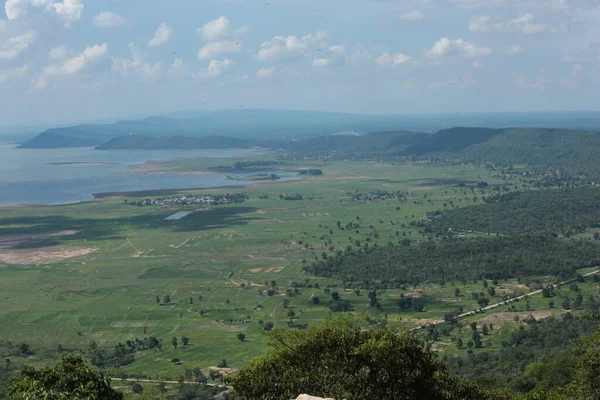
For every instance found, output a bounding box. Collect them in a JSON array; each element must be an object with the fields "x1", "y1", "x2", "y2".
[
  {"x1": 428, "y1": 187, "x2": 600, "y2": 237},
  {"x1": 431, "y1": 128, "x2": 600, "y2": 178},
  {"x1": 95, "y1": 135, "x2": 261, "y2": 150}
]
